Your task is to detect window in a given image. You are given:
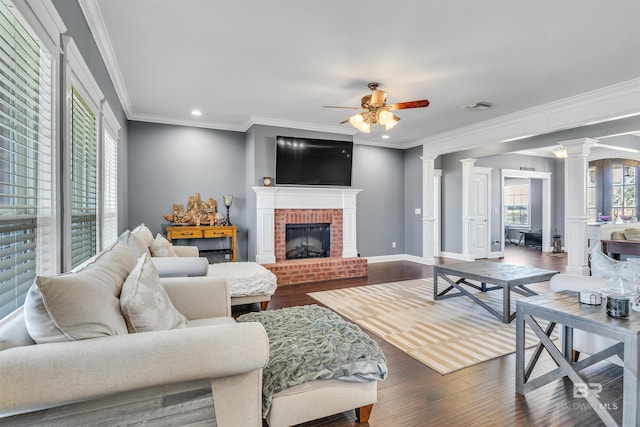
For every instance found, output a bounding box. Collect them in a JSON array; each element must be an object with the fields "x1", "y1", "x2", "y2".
[
  {"x1": 612, "y1": 164, "x2": 636, "y2": 220},
  {"x1": 0, "y1": 1, "x2": 56, "y2": 318},
  {"x1": 504, "y1": 179, "x2": 529, "y2": 226},
  {"x1": 587, "y1": 166, "x2": 597, "y2": 221},
  {"x1": 101, "y1": 129, "x2": 118, "y2": 247},
  {"x1": 70, "y1": 87, "x2": 97, "y2": 267}
]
